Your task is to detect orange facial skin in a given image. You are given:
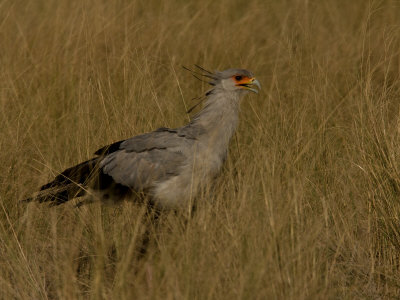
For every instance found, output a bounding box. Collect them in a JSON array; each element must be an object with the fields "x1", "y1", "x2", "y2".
[{"x1": 232, "y1": 75, "x2": 254, "y2": 85}]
